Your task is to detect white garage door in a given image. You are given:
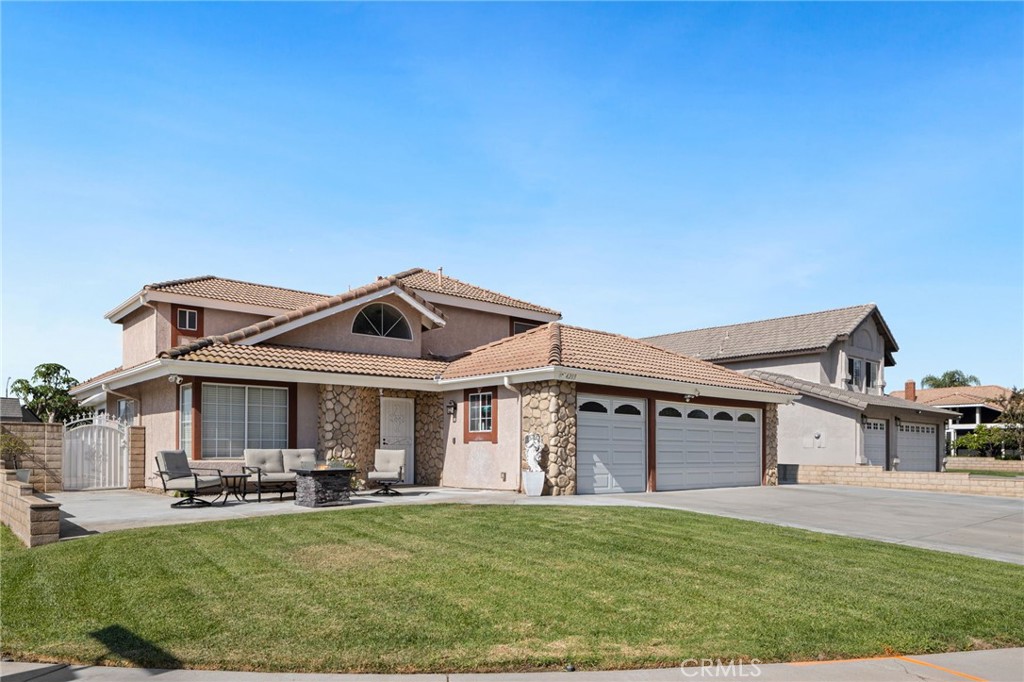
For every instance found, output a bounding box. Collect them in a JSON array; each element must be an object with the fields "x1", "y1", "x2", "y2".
[
  {"x1": 577, "y1": 395, "x2": 646, "y2": 494},
  {"x1": 655, "y1": 402, "x2": 761, "y2": 491},
  {"x1": 863, "y1": 419, "x2": 887, "y2": 467},
  {"x1": 897, "y1": 422, "x2": 938, "y2": 472}
]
